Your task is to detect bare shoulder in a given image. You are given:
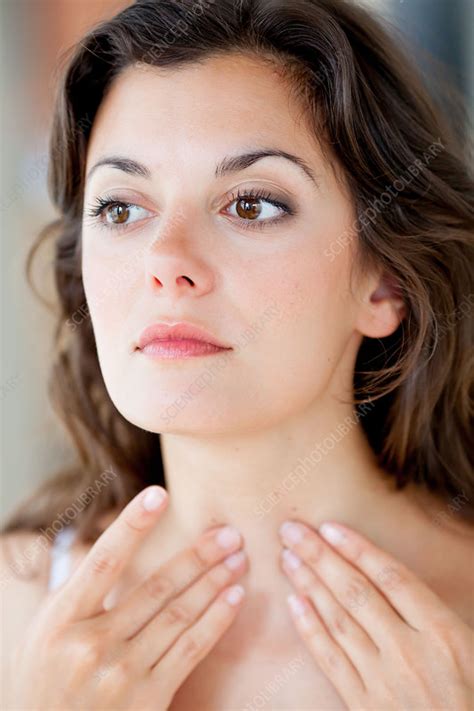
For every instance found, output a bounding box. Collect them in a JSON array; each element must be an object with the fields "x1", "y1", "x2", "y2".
[
  {"x1": 436, "y1": 524, "x2": 474, "y2": 629},
  {"x1": 404, "y1": 485, "x2": 474, "y2": 626},
  {"x1": 0, "y1": 530, "x2": 54, "y2": 706},
  {"x1": 0, "y1": 511, "x2": 122, "y2": 662},
  {"x1": 0, "y1": 527, "x2": 100, "y2": 706},
  {"x1": 0, "y1": 529, "x2": 52, "y2": 614}
]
